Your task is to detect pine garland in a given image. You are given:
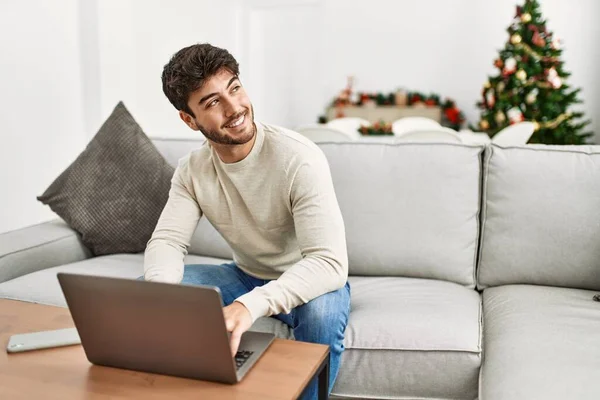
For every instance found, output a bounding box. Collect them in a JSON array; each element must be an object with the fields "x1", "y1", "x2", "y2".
[{"x1": 533, "y1": 112, "x2": 572, "y2": 130}]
